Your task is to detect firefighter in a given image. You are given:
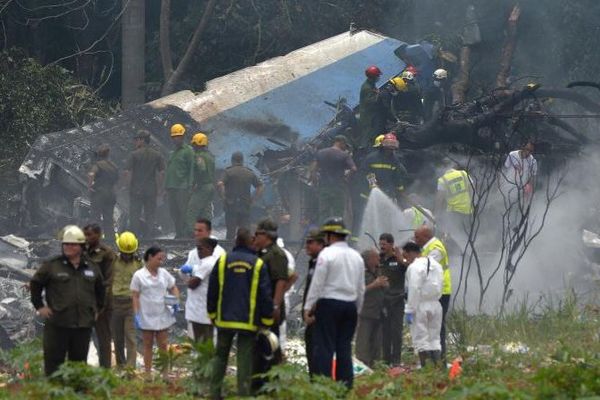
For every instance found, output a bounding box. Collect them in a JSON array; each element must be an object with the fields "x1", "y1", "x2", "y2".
[
  {"x1": 379, "y1": 77, "x2": 409, "y2": 124},
  {"x1": 207, "y1": 228, "x2": 274, "y2": 398},
  {"x1": 30, "y1": 225, "x2": 105, "y2": 376},
  {"x1": 124, "y1": 130, "x2": 165, "y2": 238},
  {"x1": 186, "y1": 132, "x2": 216, "y2": 232},
  {"x1": 379, "y1": 233, "x2": 407, "y2": 366},
  {"x1": 355, "y1": 248, "x2": 387, "y2": 367},
  {"x1": 358, "y1": 65, "x2": 386, "y2": 151},
  {"x1": 303, "y1": 217, "x2": 365, "y2": 389},
  {"x1": 360, "y1": 132, "x2": 409, "y2": 202},
  {"x1": 403, "y1": 241, "x2": 444, "y2": 367},
  {"x1": 302, "y1": 229, "x2": 325, "y2": 375},
  {"x1": 423, "y1": 68, "x2": 451, "y2": 121},
  {"x1": 414, "y1": 225, "x2": 451, "y2": 362},
  {"x1": 395, "y1": 70, "x2": 424, "y2": 124},
  {"x1": 435, "y1": 163, "x2": 473, "y2": 238},
  {"x1": 83, "y1": 223, "x2": 116, "y2": 368},
  {"x1": 252, "y1": 219, "x2": 289, "y2": 390},
  {"x1": 88, "y1": 144, "x2": 119, "y2": 235},
  {"x1": 217, "y1": 152, "x2": 264, "y2": 240},
  {"x1": 111, "y1": 231, "x2": 142, "y2": 368},
  {"x1": 312, "y1": 134, "x2": 357, "y2": 222},
  {"x1": 165, "y1": 123, "x2": 195, "y2": 238}
]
